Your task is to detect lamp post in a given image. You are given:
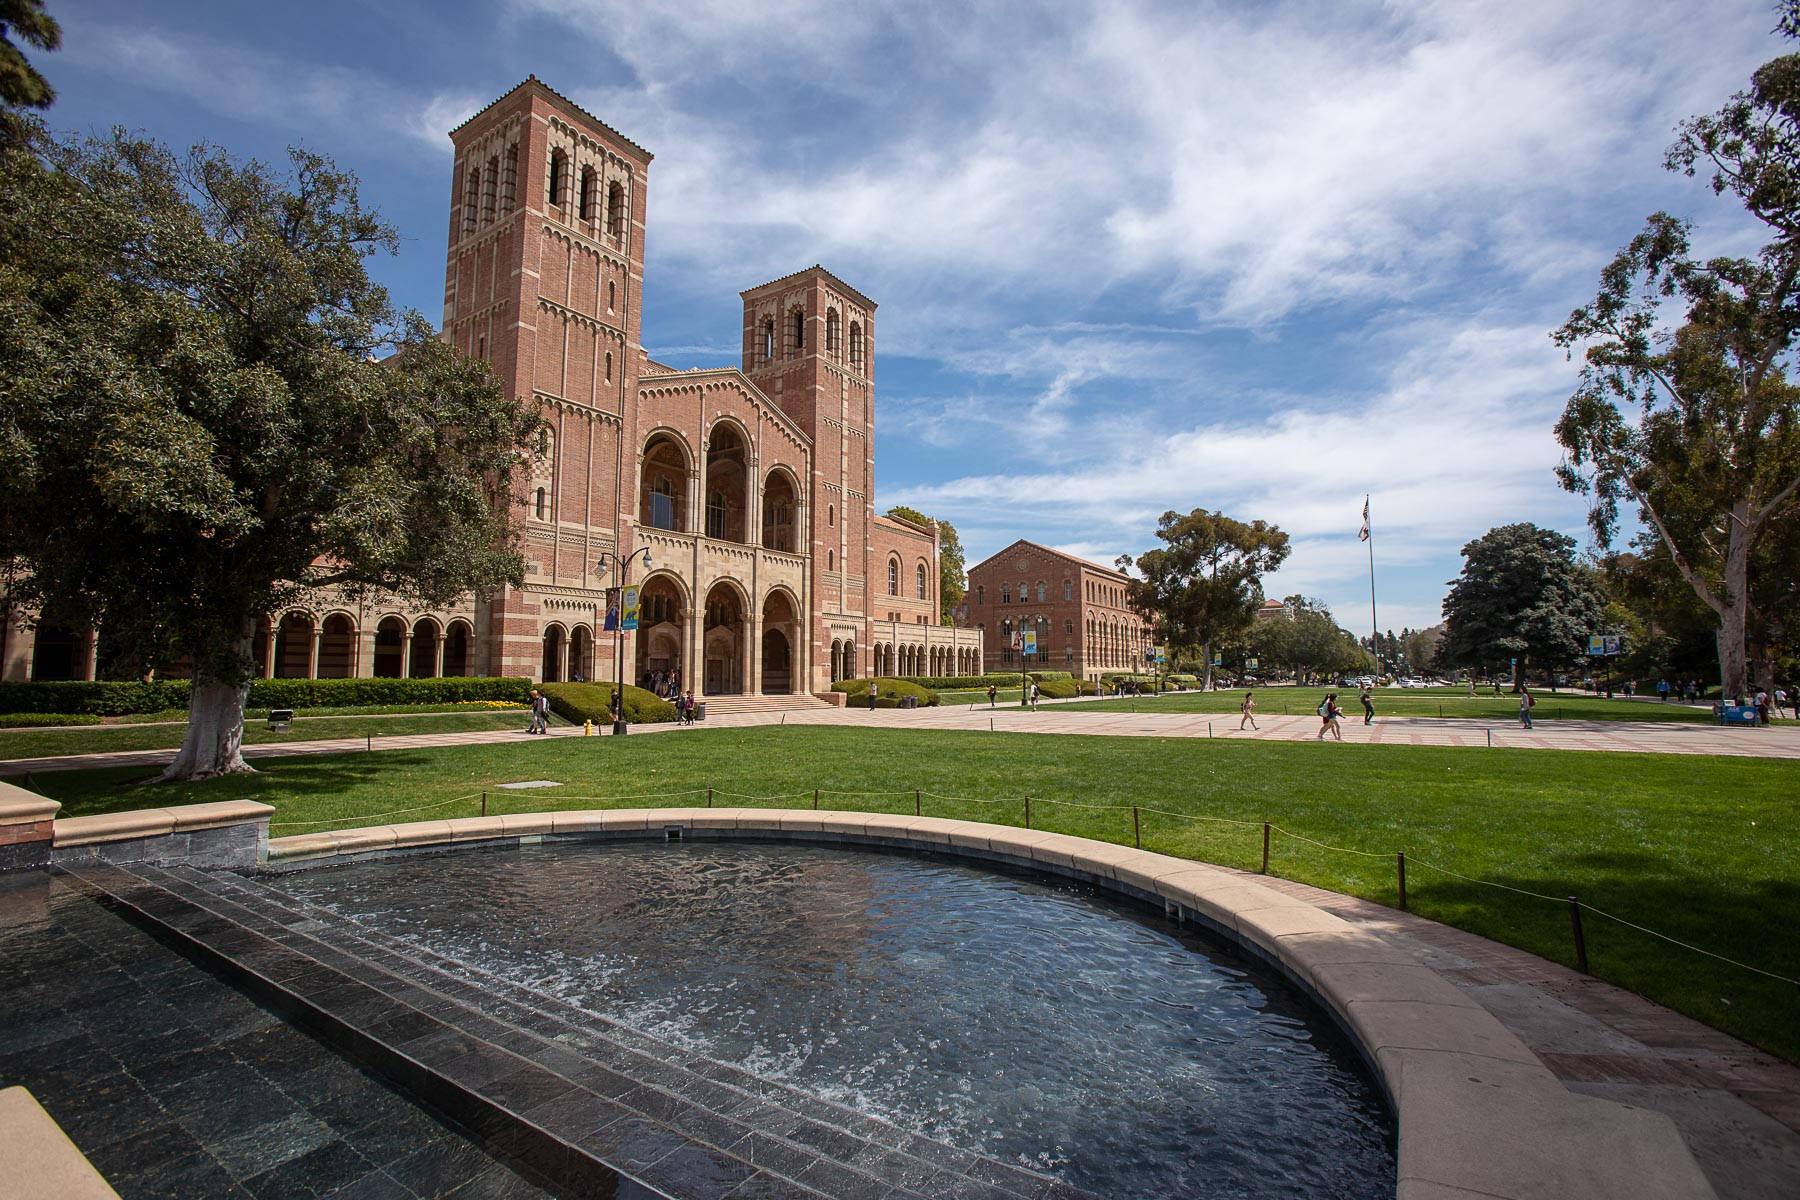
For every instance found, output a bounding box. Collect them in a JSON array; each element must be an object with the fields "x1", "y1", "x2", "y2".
[{"x1": 596, "y1": 547, "x2": 652, "y2": 735}]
